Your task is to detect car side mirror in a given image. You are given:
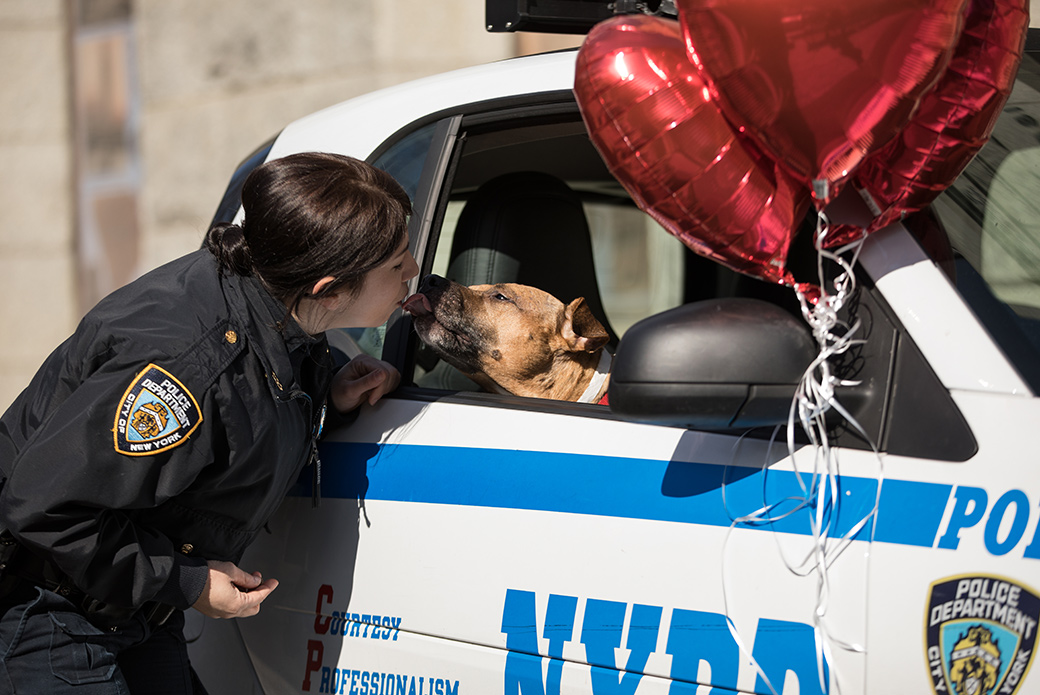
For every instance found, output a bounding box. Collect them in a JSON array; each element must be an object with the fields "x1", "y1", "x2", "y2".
[{"x1": 608, "y1": 298, "x2": 817, "y2": 429}]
